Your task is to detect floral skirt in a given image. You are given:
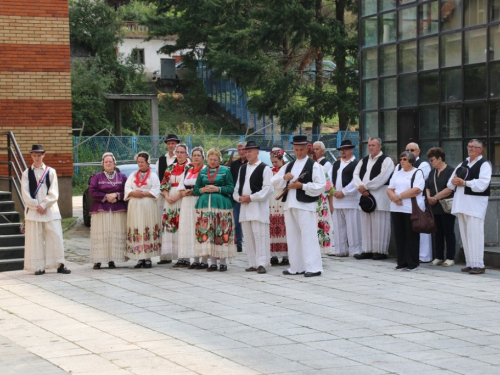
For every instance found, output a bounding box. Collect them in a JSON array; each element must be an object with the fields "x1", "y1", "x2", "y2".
[
  {"x1": 90, "y1": 211, "x2": 127, "y2": 263},
  {"x1": 269, "y1": 188, "x2": 288, "y2": 257},
  {"x1": 126, "y1": 197, "x2": 161, "y2": 260},
  {"x1": 317, "y1": 193, "x2": 334, "y2": 254},
  {"x1": 178, "y1": 195, "x2": 202, "y2": 258},
  {"x1": 194, "y1": 207, "x2": 236, "y2": 259},
  {"x1": 161, "y1": 186, "x2": 182, "y2": 259}
]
